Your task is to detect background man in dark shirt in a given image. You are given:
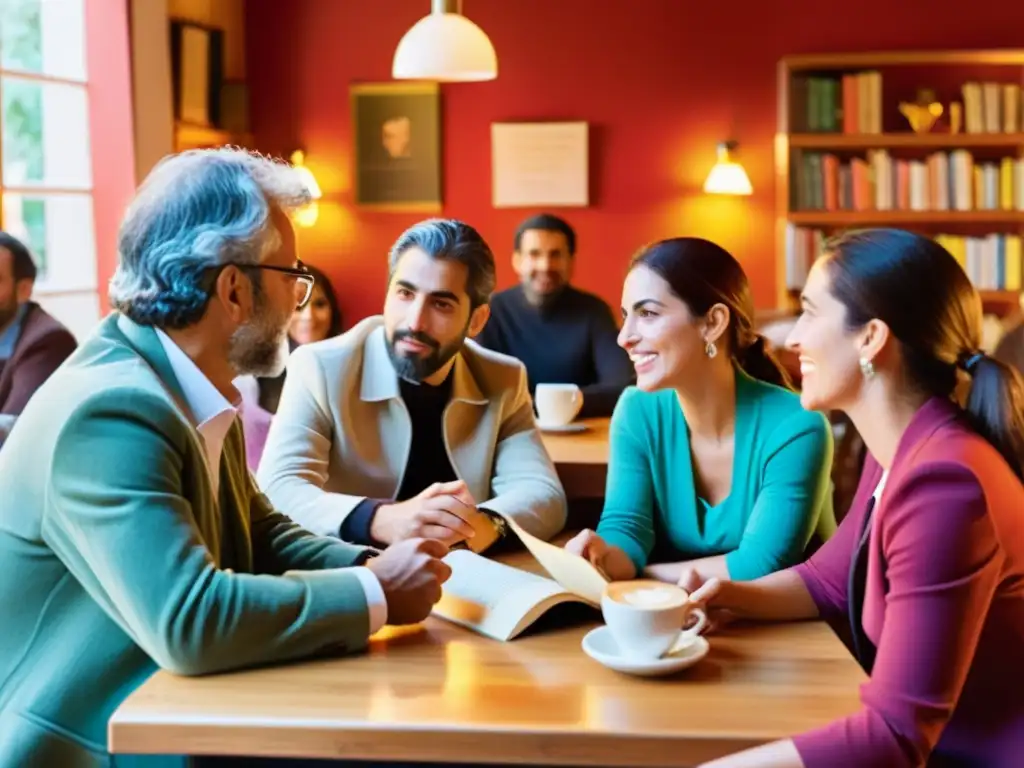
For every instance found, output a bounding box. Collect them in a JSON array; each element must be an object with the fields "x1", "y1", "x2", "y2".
[{"x1": 476, "y1": 213, "x2": 634, "y2": 418}]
